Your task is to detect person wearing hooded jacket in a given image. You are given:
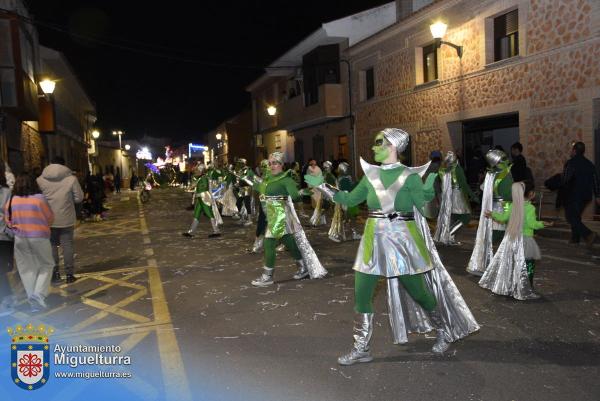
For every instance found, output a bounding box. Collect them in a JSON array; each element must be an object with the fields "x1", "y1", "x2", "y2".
[{"x1": 36, "y1": 156, "x2": 83, "y2": 284}]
